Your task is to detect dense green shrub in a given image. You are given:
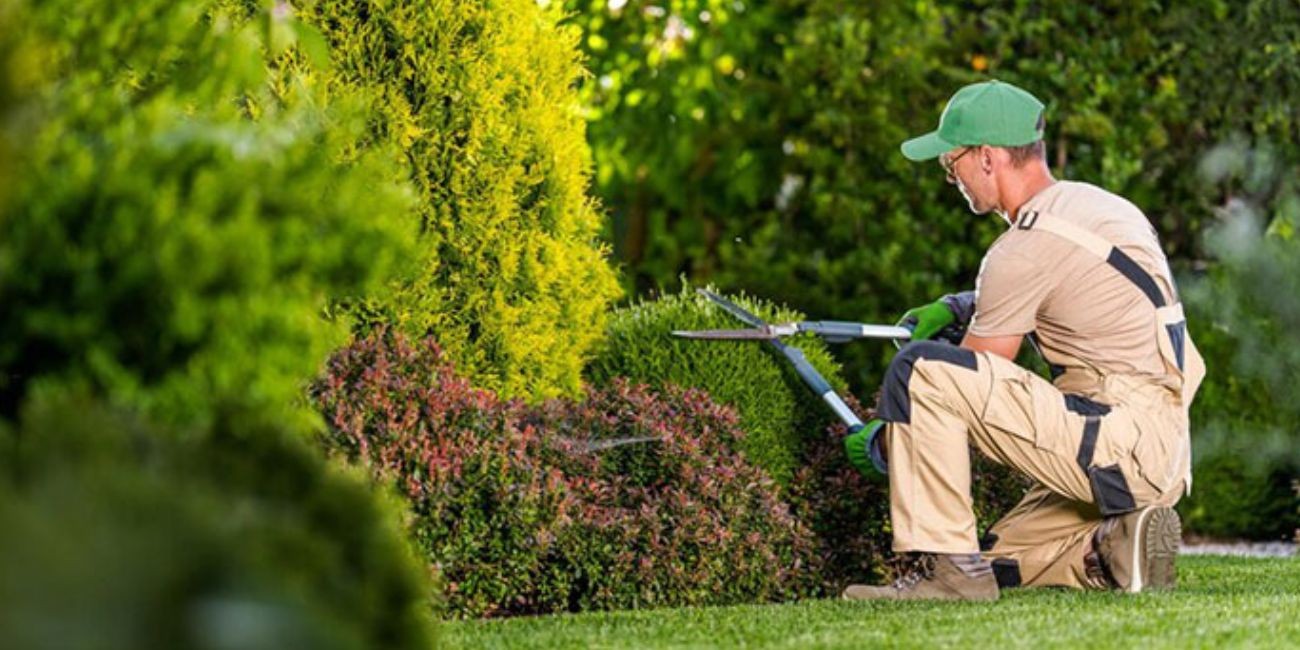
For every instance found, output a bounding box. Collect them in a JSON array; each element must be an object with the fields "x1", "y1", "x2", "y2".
[
  {"x1": 1178, "y1": 455, "x2": 1296, "y2": 541},
  {"x1": 0, "y1": 0, "x2": 417, "y2": 432},
  {"x1": 313, "y1": 332, "x2": 819, "y2": 617},
  {"x1": 0, "y1": 397, "x2": 436, "y2": 650},
  {"x1": 238, "y1": 0, "x2": 622, "y2": 401},
  {"x1": 586, "y1": 286, "x2": 846, "y2": 484}
]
